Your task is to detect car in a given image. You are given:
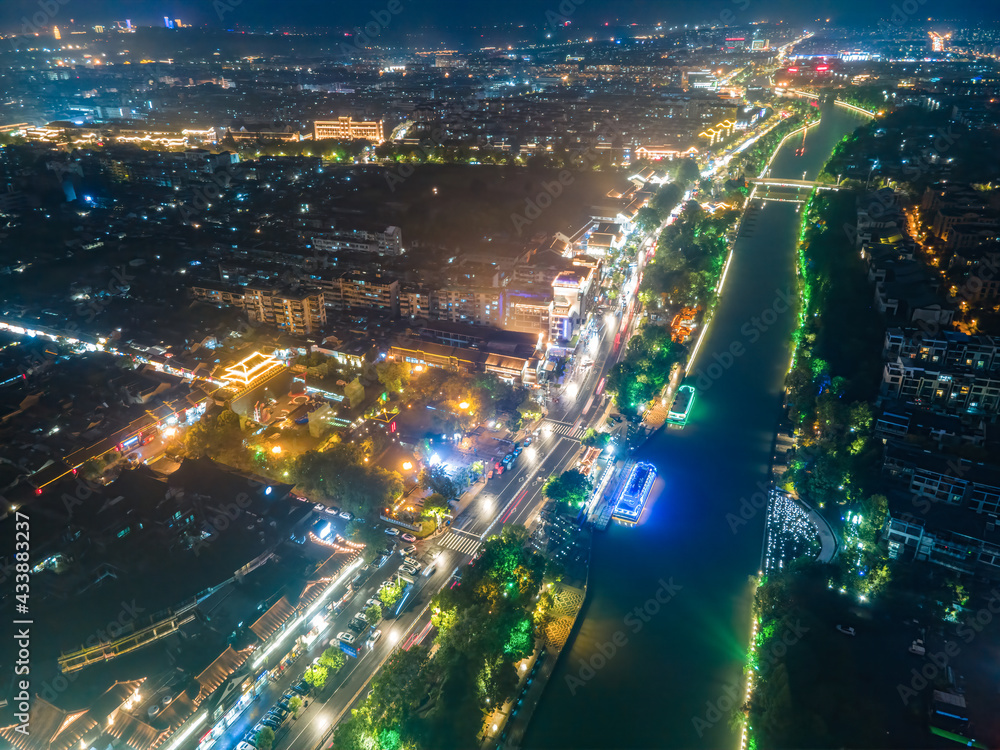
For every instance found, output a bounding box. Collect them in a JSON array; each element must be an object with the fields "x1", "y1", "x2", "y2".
[
  {"x1": 257, "y1": 717, "x2": 280, "y2": 731},
  {"x1": 524, "y1": 436, "x2": 532, "y2": 446},
  {"x1": 349, "y1": 617, "x2": 369, "y2": 634},
  {"x1": 367, "y1": 629, "x2": 383, "y2": 648},
  {"x1": 384, "y1": 527, "x2": 401, "y2": 537},
  {"x1": 422, "y1": 565, "x2": 436, "y2": 578},
  {"x1": 402, "y1": 544, "x2": 417, "y2": 556},
  {"x1": 401, "y1": 563, "x2": 421, "y2": 576},
  {"x1": 365, "y1": 597, "x2": 380, "y2": 610},
  {"x1": 374, "y1": 553, "x2": 388, "y2": 567},
  {"x1": 291, "y1": 680, "x2": 310, "y2": 695},
  {"x1": 400, "y1": 533, "x2": 417, "y2": 543},
  {"x1": 236, "y1": 742, "x2": 256, "y2": 750},
  {"x1": 340, "y1": 510, "x2": 353, "y2": 520},
  {"x1": 836, "y1": 625, "x2": 856, "y2": 636},
  {"x1": 337, "y1": 631, "x2": 357, "y2": 644}
]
